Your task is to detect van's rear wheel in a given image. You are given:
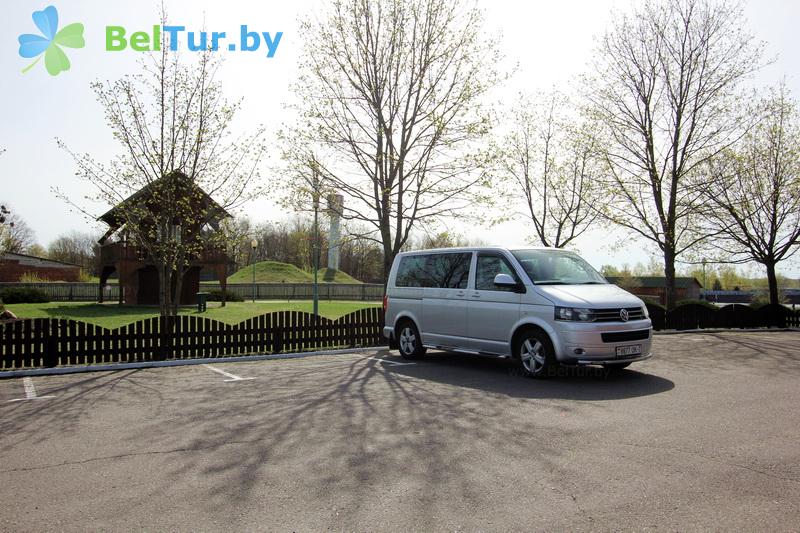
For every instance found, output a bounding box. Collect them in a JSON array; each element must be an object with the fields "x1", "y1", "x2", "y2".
[
  {"x1": 397, "y1": 321, "x2": 426, "y2": 359},
  {"x1": 516, "y1": 329, "x2": 555, "y2": 379}
]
